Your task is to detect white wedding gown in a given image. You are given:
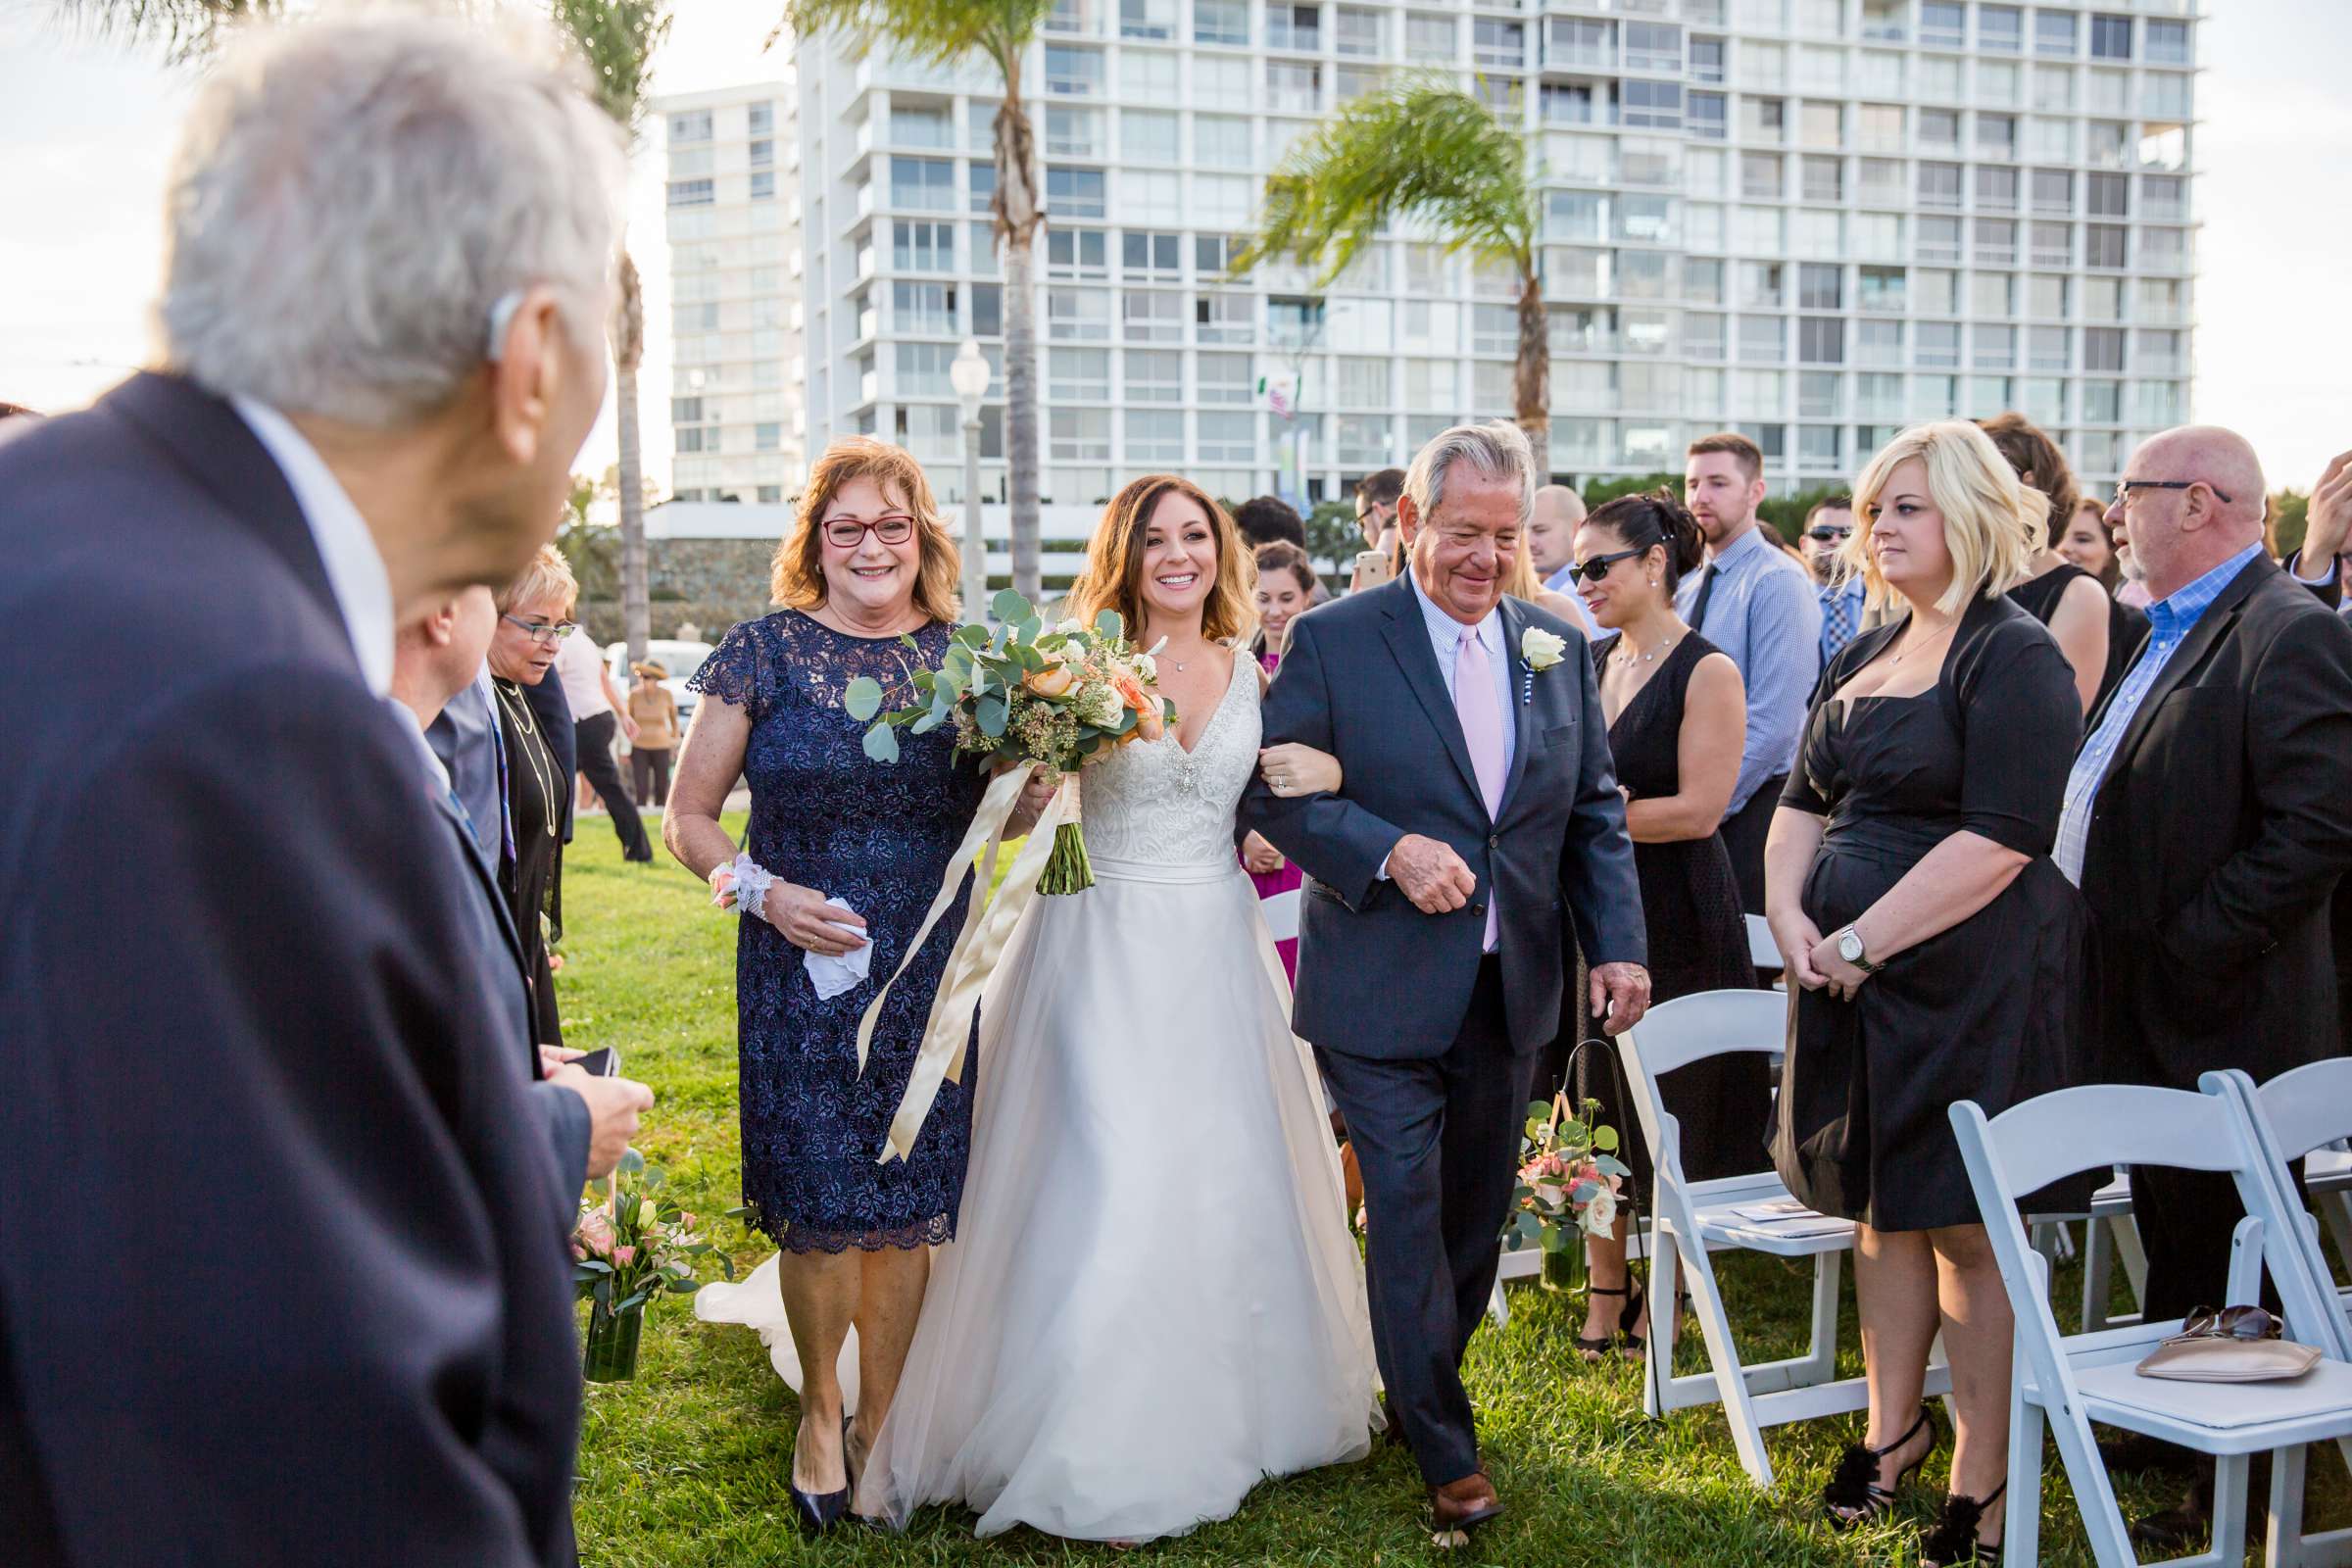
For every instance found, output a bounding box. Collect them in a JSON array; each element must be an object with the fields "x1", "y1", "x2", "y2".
[{"x1": 705, "y1": 651, "x2": 1380, "y2": 1543}]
